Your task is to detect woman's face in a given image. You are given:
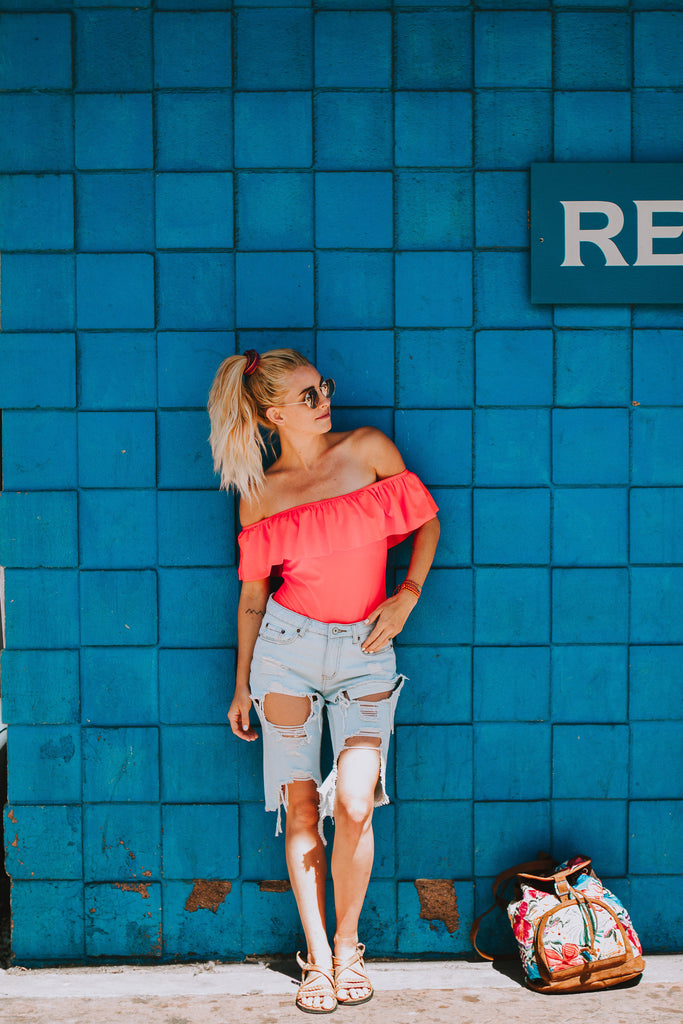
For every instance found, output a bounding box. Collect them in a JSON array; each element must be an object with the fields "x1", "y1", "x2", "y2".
[{"x1": 272, "y1": 365, "x2": 333, "y2": 433}]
